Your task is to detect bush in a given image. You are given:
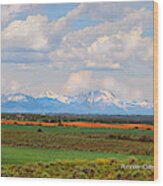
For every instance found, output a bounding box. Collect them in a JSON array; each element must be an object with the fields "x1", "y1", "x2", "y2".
[{"x1": 37, "y1": 128, "x2": 43, "y2": 133}]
